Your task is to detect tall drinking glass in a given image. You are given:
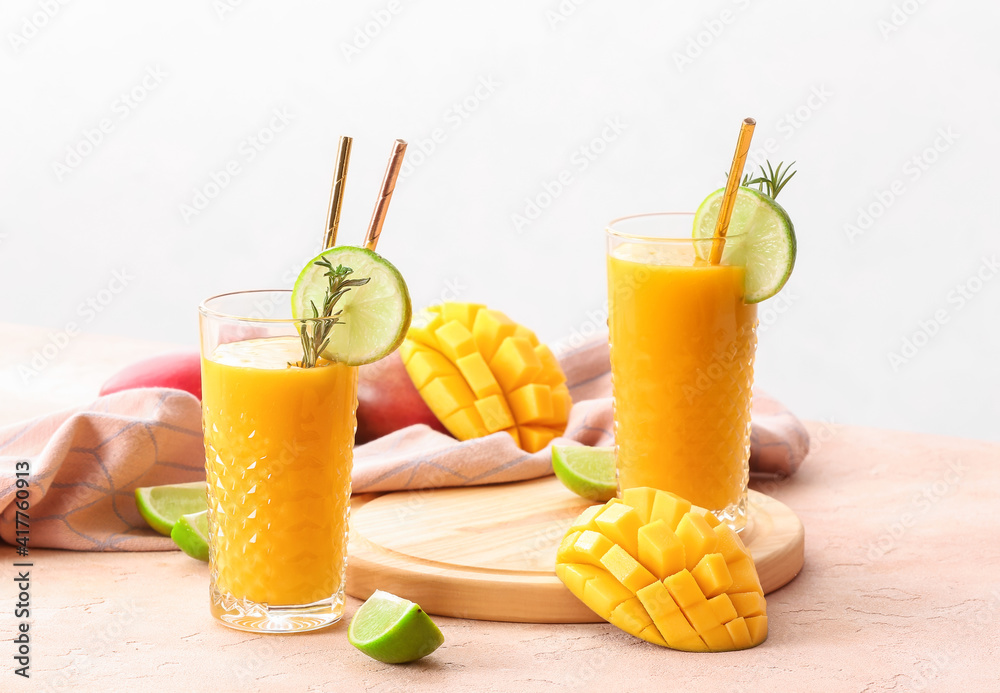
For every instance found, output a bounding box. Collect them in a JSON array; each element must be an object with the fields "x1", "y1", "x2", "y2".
[
  {"x1": 606, "y1": 214, "x2": 757, "y2": 531},
  {"x1": 198, "y1": 290, "x2": 358, "y2": 632}
]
